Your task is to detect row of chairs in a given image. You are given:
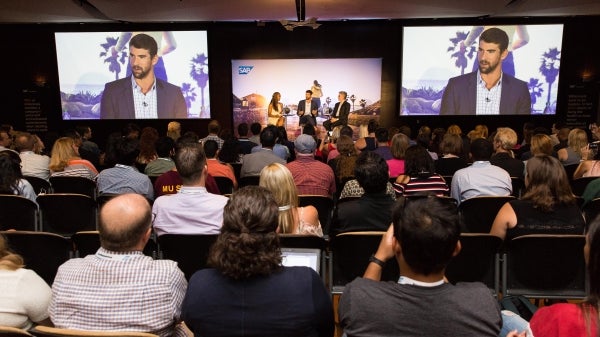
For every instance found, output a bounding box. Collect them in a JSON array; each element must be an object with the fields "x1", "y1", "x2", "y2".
[{"x1": 23, "y1": 176, "x2": 98, "y2": 199}]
